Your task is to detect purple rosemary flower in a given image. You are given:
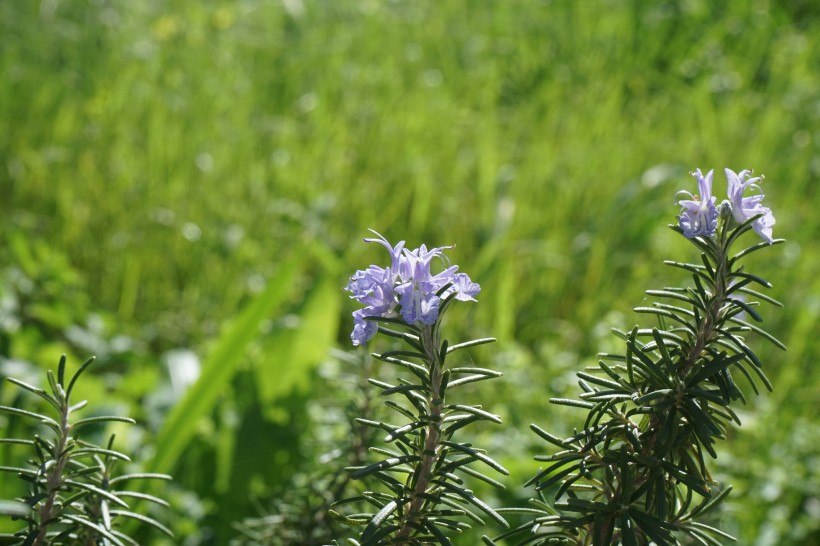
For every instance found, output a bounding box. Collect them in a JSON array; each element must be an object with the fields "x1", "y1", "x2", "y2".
[
  {"x1": 396, "y1": 283, "x2": 441, "y2": 325},
  {"x1": 345, "y1": 230, "x2": 480, "y2": 345},
  {"x1": 449, "y1": 272, "x2": 481, "y2": 302},
  {"x1": 351, "y1": 308, "x2": 381, "y2": 347},
  {"x1": 725, "y1": 168, "x2": 775, "y2": 243},
  {"x1": 677, "y1": 169, "x2": 719, "y2": 239},
  {"x1": 363, "y1": 230, "x2": 406, "y2": 279},
  {"x1": 346, "y1": 265, "x2": 395, "y2": 311}
]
